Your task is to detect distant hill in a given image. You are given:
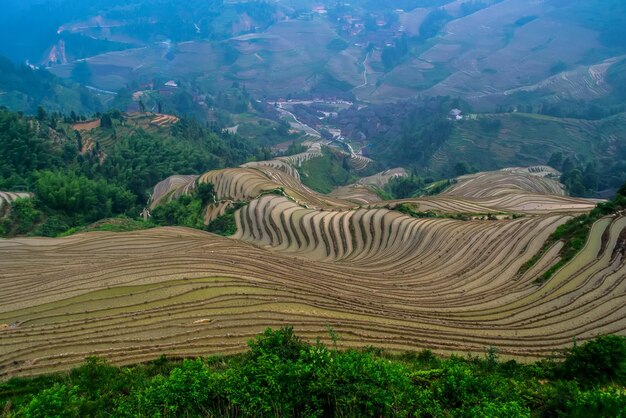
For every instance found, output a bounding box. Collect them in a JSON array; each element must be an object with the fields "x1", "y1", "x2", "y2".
[
  {"x1": 0, "y1": 55, "x2": 104, "y2": 114},
  {"x1": 3, "y1": 0, "x2": 625, "y2": 107},
  {"x1": 436, "y1": 112, "x2": 626, "y2": 194},
  {"x1": 333, "y1": 100, "x2": 626, "y2": 196},
  {"x1": 0, "y1": 0, "x2": 279, "y2": 65}
]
